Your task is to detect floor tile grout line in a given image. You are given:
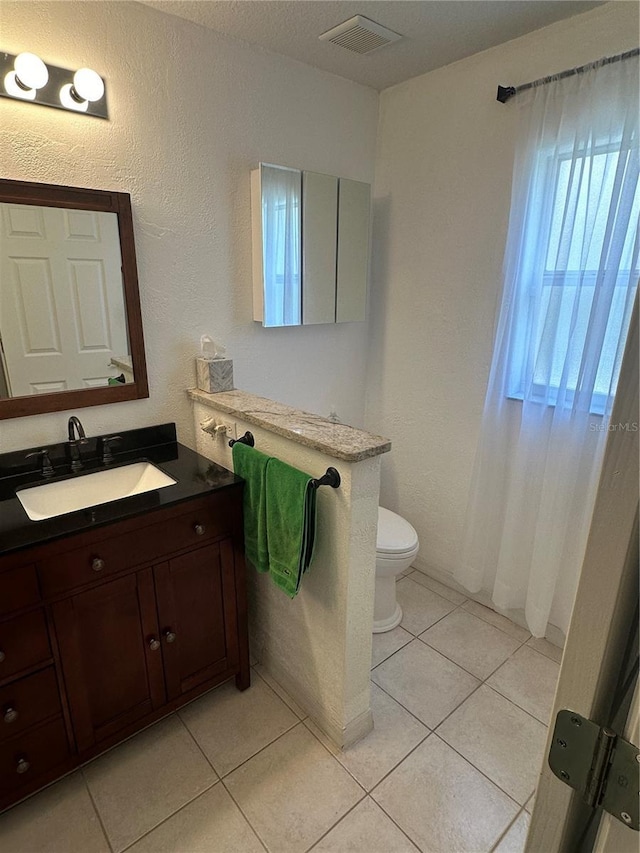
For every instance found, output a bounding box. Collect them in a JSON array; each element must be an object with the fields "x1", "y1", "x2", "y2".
[
  {"x1": 73, "y1": 716, "x2": 220, "y2": 853},
  {"x1": 432, "y1": 720, "x2": 535, "y2": 819},
  {"x1": 524, "y1": 639, "x2": 564, "y2": 664},
  {"x1": 374, "y1": 629, "x2": 485, "y2": 687},
  {"x1": 362, "y1": 730, "x2": 432, "y2": 796},
  {"x1": 414, "y1": 629, "x2": 523, "y2": 684},
  {"x1": 483, "y1": 680, "x2": 553, "y2": 727},
  {"x1": 305, "y1": 793, "x2": 420, "y2": 853},
  {"x1": 175, "y1": 708, "x2": 270, "y2": 852},
  {"x1": 370, "y1": 633, "x2": 413, "y2": 670},
  {"x1": 404, "y1": 619, "x2": 552, "y2": 806},
  {"x1": 252, "y1": 663, "x2": 307, "y2": 720},
  {"x1": 221, "y1": 718, "x2": 367, "y2": 853},
  {"x1": 402, "y1": 571, "x2": 470, "y2": 607},
  {"x1": 369, "y1": 677, "x2": 438, "y2": 732},
  {"x1": 482, "y1": 681, "x2": 551, "y2": 729},
  {"x1": 301, "y1": 713, "x2": 430, "y2": 796},
  {"x1": 369, "y1": 674, "x2": 529, "y2": 809},
  {"x1": 396, "y1": 577, "x2": 465, "y2": 633},
  {"x1": 301, "y1": 792, "x2": 369, "y2": 853},
  {"x1": 368, "y1": 730, "x2": 435, "y2": 798},
  {"x1": 519, "y1": 641, "x2": 565, "y2": 666},
  {"x1": 299, "y1": 717, "x2": 369, "y2": 796},
  {"x1": 169, "y1": 708, "x2": 280, "y2": 852},
  {"x1": 79, "y1": 768, "x2": 115, "y2": 853},
  {"x1": 367, "y1": 728, "x2": 520, "y2": 851},
  {"x1": 220, "y1": 719, "x2": 302, "y2": 779},
  {"x1": 219, "y1": 777, "x2": 270, "y2": 853},
  {"x1": 116, "y1": 777, "x2": 220, "y2": 853},
  {"x1": 174, "y1": 710, "x2": 222, "y2": 779},
  {"x1": 475, "y1": 632, "x2": 535, "y2": 683},
  {"x1": 371, "y1": 772, "x2": 469, "y2": 853},
  {"x1": 373, "y1": 598, "x2": 466, "y2": 656},
  {"x1": 363, "y1": 796, "x2": 424, "y2": 853},
  {"x1": 175, "y1": 686, "x2": 302, "y2": 780},
  {"x1": 461, "y1": 601, "x2": 535, "y2": 644},
  {"x1": 489, "y1": 805, "x2": 527, "y2": 852},
  {"x1": 425, "y1": 649, "x2": 550, "y2": 803},
  {"x1": 481, "y1": 632, "x2": 557, "y2": 726},
  {"x1": 429, "y1": 730, "x2": 530, "y2": 811}
]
